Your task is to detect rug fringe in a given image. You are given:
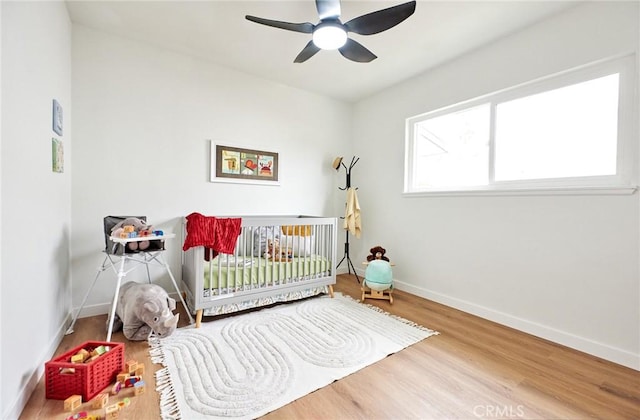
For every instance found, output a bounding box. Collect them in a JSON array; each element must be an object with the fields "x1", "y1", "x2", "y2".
[
  {"x1": 149, "y1": 335, "x2": 166, "y2": 365},
  {"x1": 149, "y1": 336, "x2": 182, "y2": 420},
  {"x1": 156, "y1": 367, "x2": 182, "y2": 420},
  {"x1": 336, "y1": 292, "x2": 440, "y2": 336}
]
